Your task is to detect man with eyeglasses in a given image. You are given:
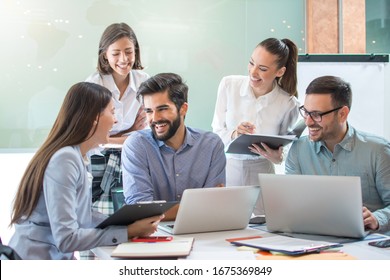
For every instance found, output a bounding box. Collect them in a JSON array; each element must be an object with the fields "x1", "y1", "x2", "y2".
[{"x1": 285, "y1": 75, "x2": 390, "y2": 235}]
